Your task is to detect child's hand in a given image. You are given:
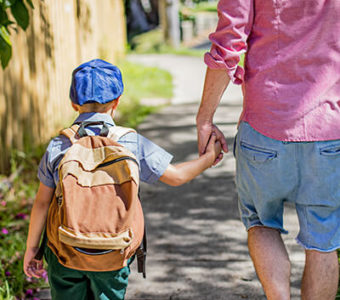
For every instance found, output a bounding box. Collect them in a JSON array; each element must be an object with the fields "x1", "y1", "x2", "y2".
[
  {"x1": 205, "y1": 133, "x2": 222, "y2": 166},
  {"x1": 23, "y1": 247, "x2": 45, "y2": 278}
]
